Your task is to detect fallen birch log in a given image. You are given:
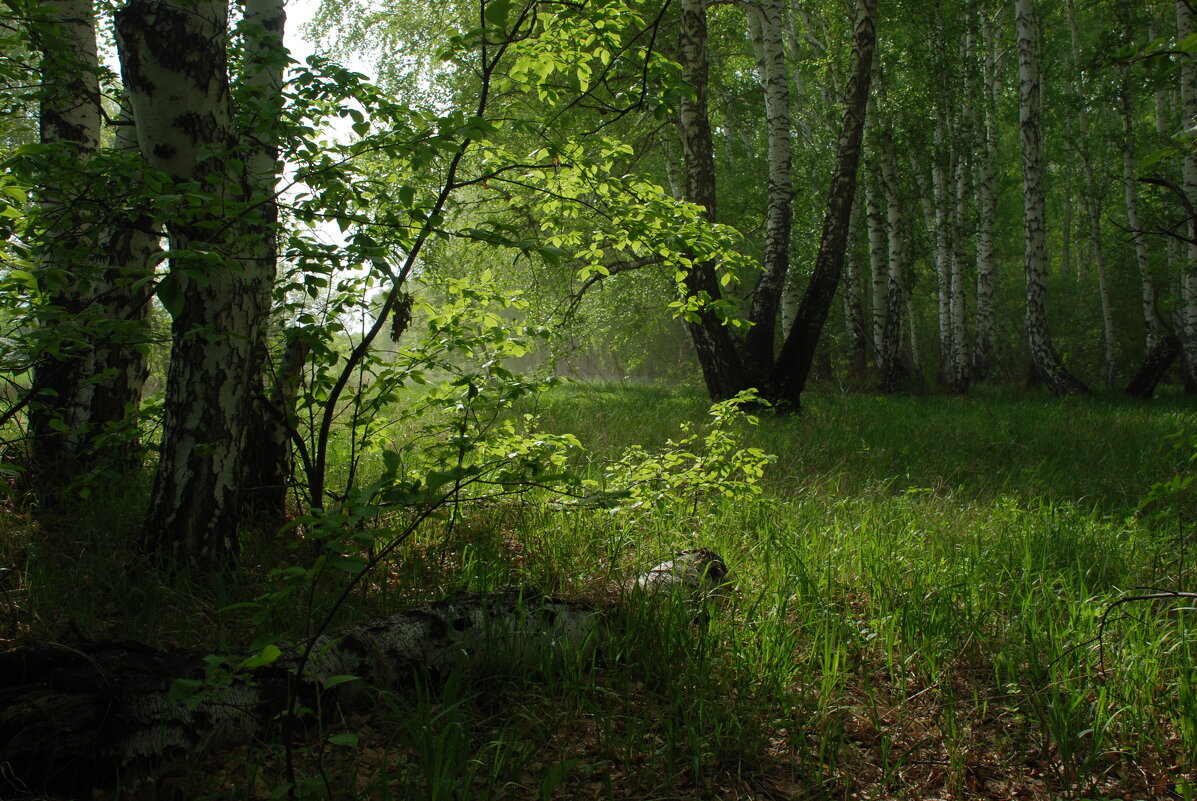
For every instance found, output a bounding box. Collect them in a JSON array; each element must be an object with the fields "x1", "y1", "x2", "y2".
[{"x1": 0, "y1": 548, "x2": 730, "y2": 793}]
